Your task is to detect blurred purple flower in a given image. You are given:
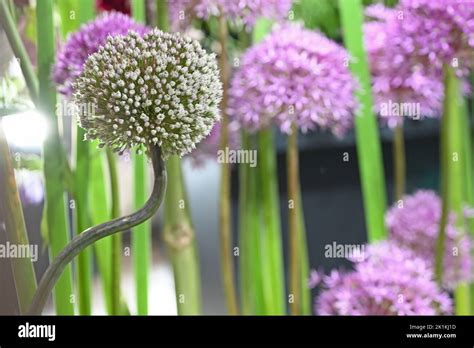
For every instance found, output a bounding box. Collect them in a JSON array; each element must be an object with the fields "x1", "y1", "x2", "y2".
[
  {"x1": 386, "y1": 190, "x2": 473, "y2": 289},
  {"x1": 315, "y1": 242, "x2": 452, "y2": 315},
  {"x1": 16, "y1": 170, "x2": 44, "y2": 206},
  {"x1": 228, "y1": 23, "x2": 359, "y2": 136},
  {"x1": 397, "y1": 0, "x2": 474, "y2": 75},
  {"x1": 52, "y1": 12, "x2": 148, "y2": 96},
  {"x1": 186, "y1": 121, "x2": 239, "y2": 168},
  {"x1": 364, "y1": 4, "x2": 444, "y2": 128},
  {"x1": 169, "y1": 0, "x2": 292, "y2": 31}
]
